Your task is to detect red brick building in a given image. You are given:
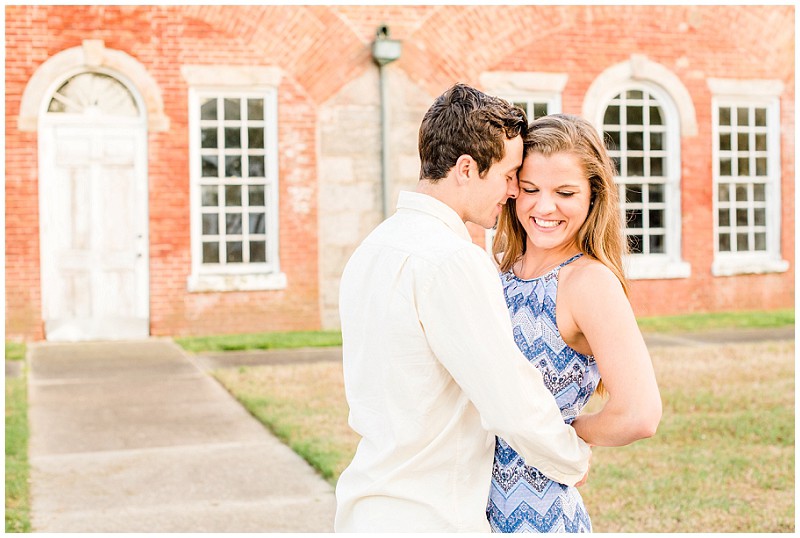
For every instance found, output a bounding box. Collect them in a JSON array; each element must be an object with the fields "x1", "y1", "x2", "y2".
[{"x1": 5, "y1": 5, "x2": 794, "y2": 341}]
